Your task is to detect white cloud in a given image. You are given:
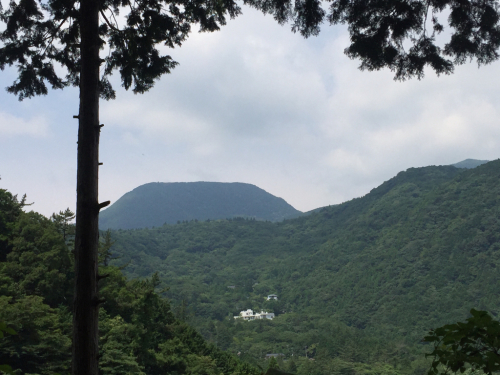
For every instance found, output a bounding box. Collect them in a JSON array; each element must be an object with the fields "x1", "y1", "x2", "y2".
[{"x1": 0, "y1": 112, "x2": 48, "y2": 138}]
